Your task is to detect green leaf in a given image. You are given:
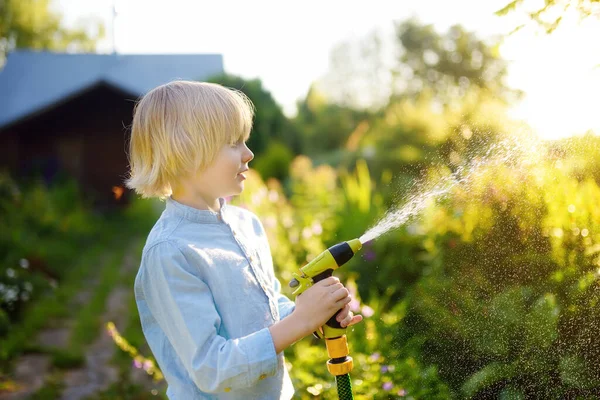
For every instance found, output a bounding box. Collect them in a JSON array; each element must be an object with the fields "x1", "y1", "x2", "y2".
[
  {"x1": 494, "y1": 0, "x2": 525, "y2": 16},
  {"x1": 462, "y1": 362, "x2": 518, "y2": 398},
  {"x1": 559, "y1": 355, "x2": 600, "y2": 390},
  {"x1": 523, "y1": 293, "x2": 559, "y2": 349}
]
